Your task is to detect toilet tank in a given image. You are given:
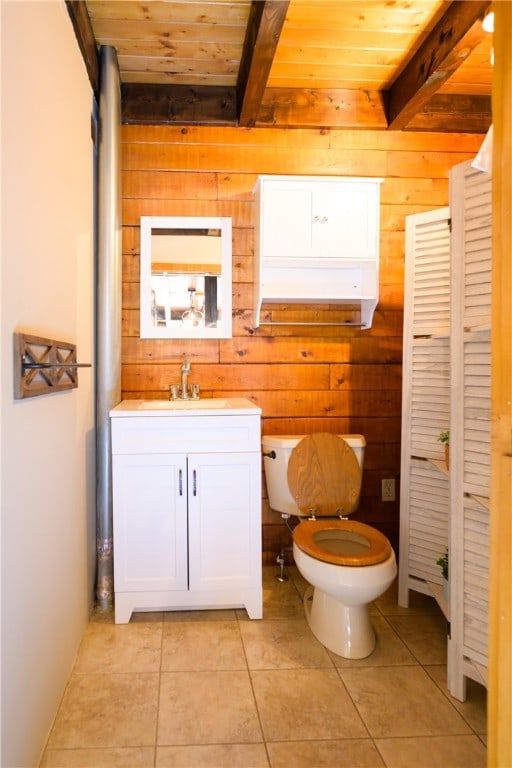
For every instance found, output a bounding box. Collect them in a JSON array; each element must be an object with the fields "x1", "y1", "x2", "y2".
[{"x1": 262, "y1": 434, "x2": 366, "y2": 516}]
